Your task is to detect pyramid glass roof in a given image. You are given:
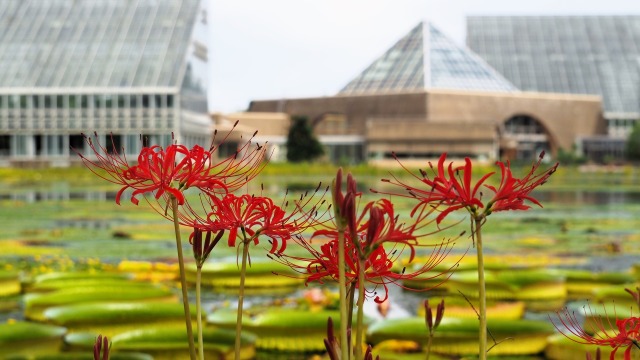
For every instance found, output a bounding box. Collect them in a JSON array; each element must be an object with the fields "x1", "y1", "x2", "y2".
[{"x1": 339, "y1": 21, "x2": 517, "y2": 95}]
